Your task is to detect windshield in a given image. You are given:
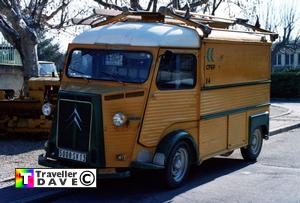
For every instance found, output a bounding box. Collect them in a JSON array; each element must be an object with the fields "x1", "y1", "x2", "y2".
[
  {"x1": 39, "y1": 63, "x2": 58, "y2": 77},
  {"x1": 67, "y1": 49, "x2": 152, "y2": 83}
]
